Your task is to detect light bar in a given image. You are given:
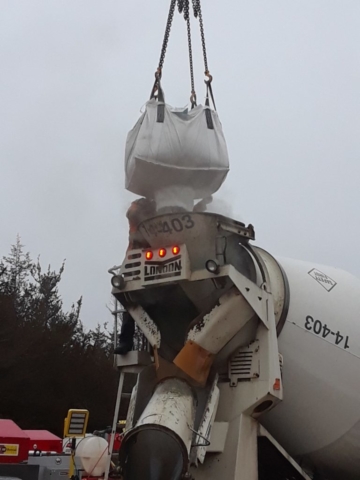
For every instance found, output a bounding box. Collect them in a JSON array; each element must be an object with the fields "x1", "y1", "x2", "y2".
[
  {"x1": 63, "y1": 409, "x2": 89, "y2": 438},
  {"x1": 144, "y1": 246, "x2": 181, "y2": 259}
]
